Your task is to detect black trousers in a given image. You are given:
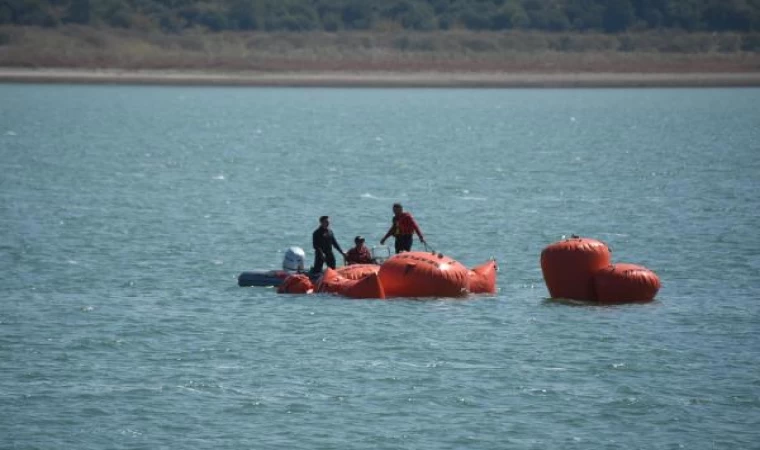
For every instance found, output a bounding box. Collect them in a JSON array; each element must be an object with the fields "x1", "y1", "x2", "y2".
[
  {"x1": 394, "y1": 235, "x2": 413, "y2": 254},
  {"x1": 313, "y1": 251, "x2": 336, "y2": 272}
]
